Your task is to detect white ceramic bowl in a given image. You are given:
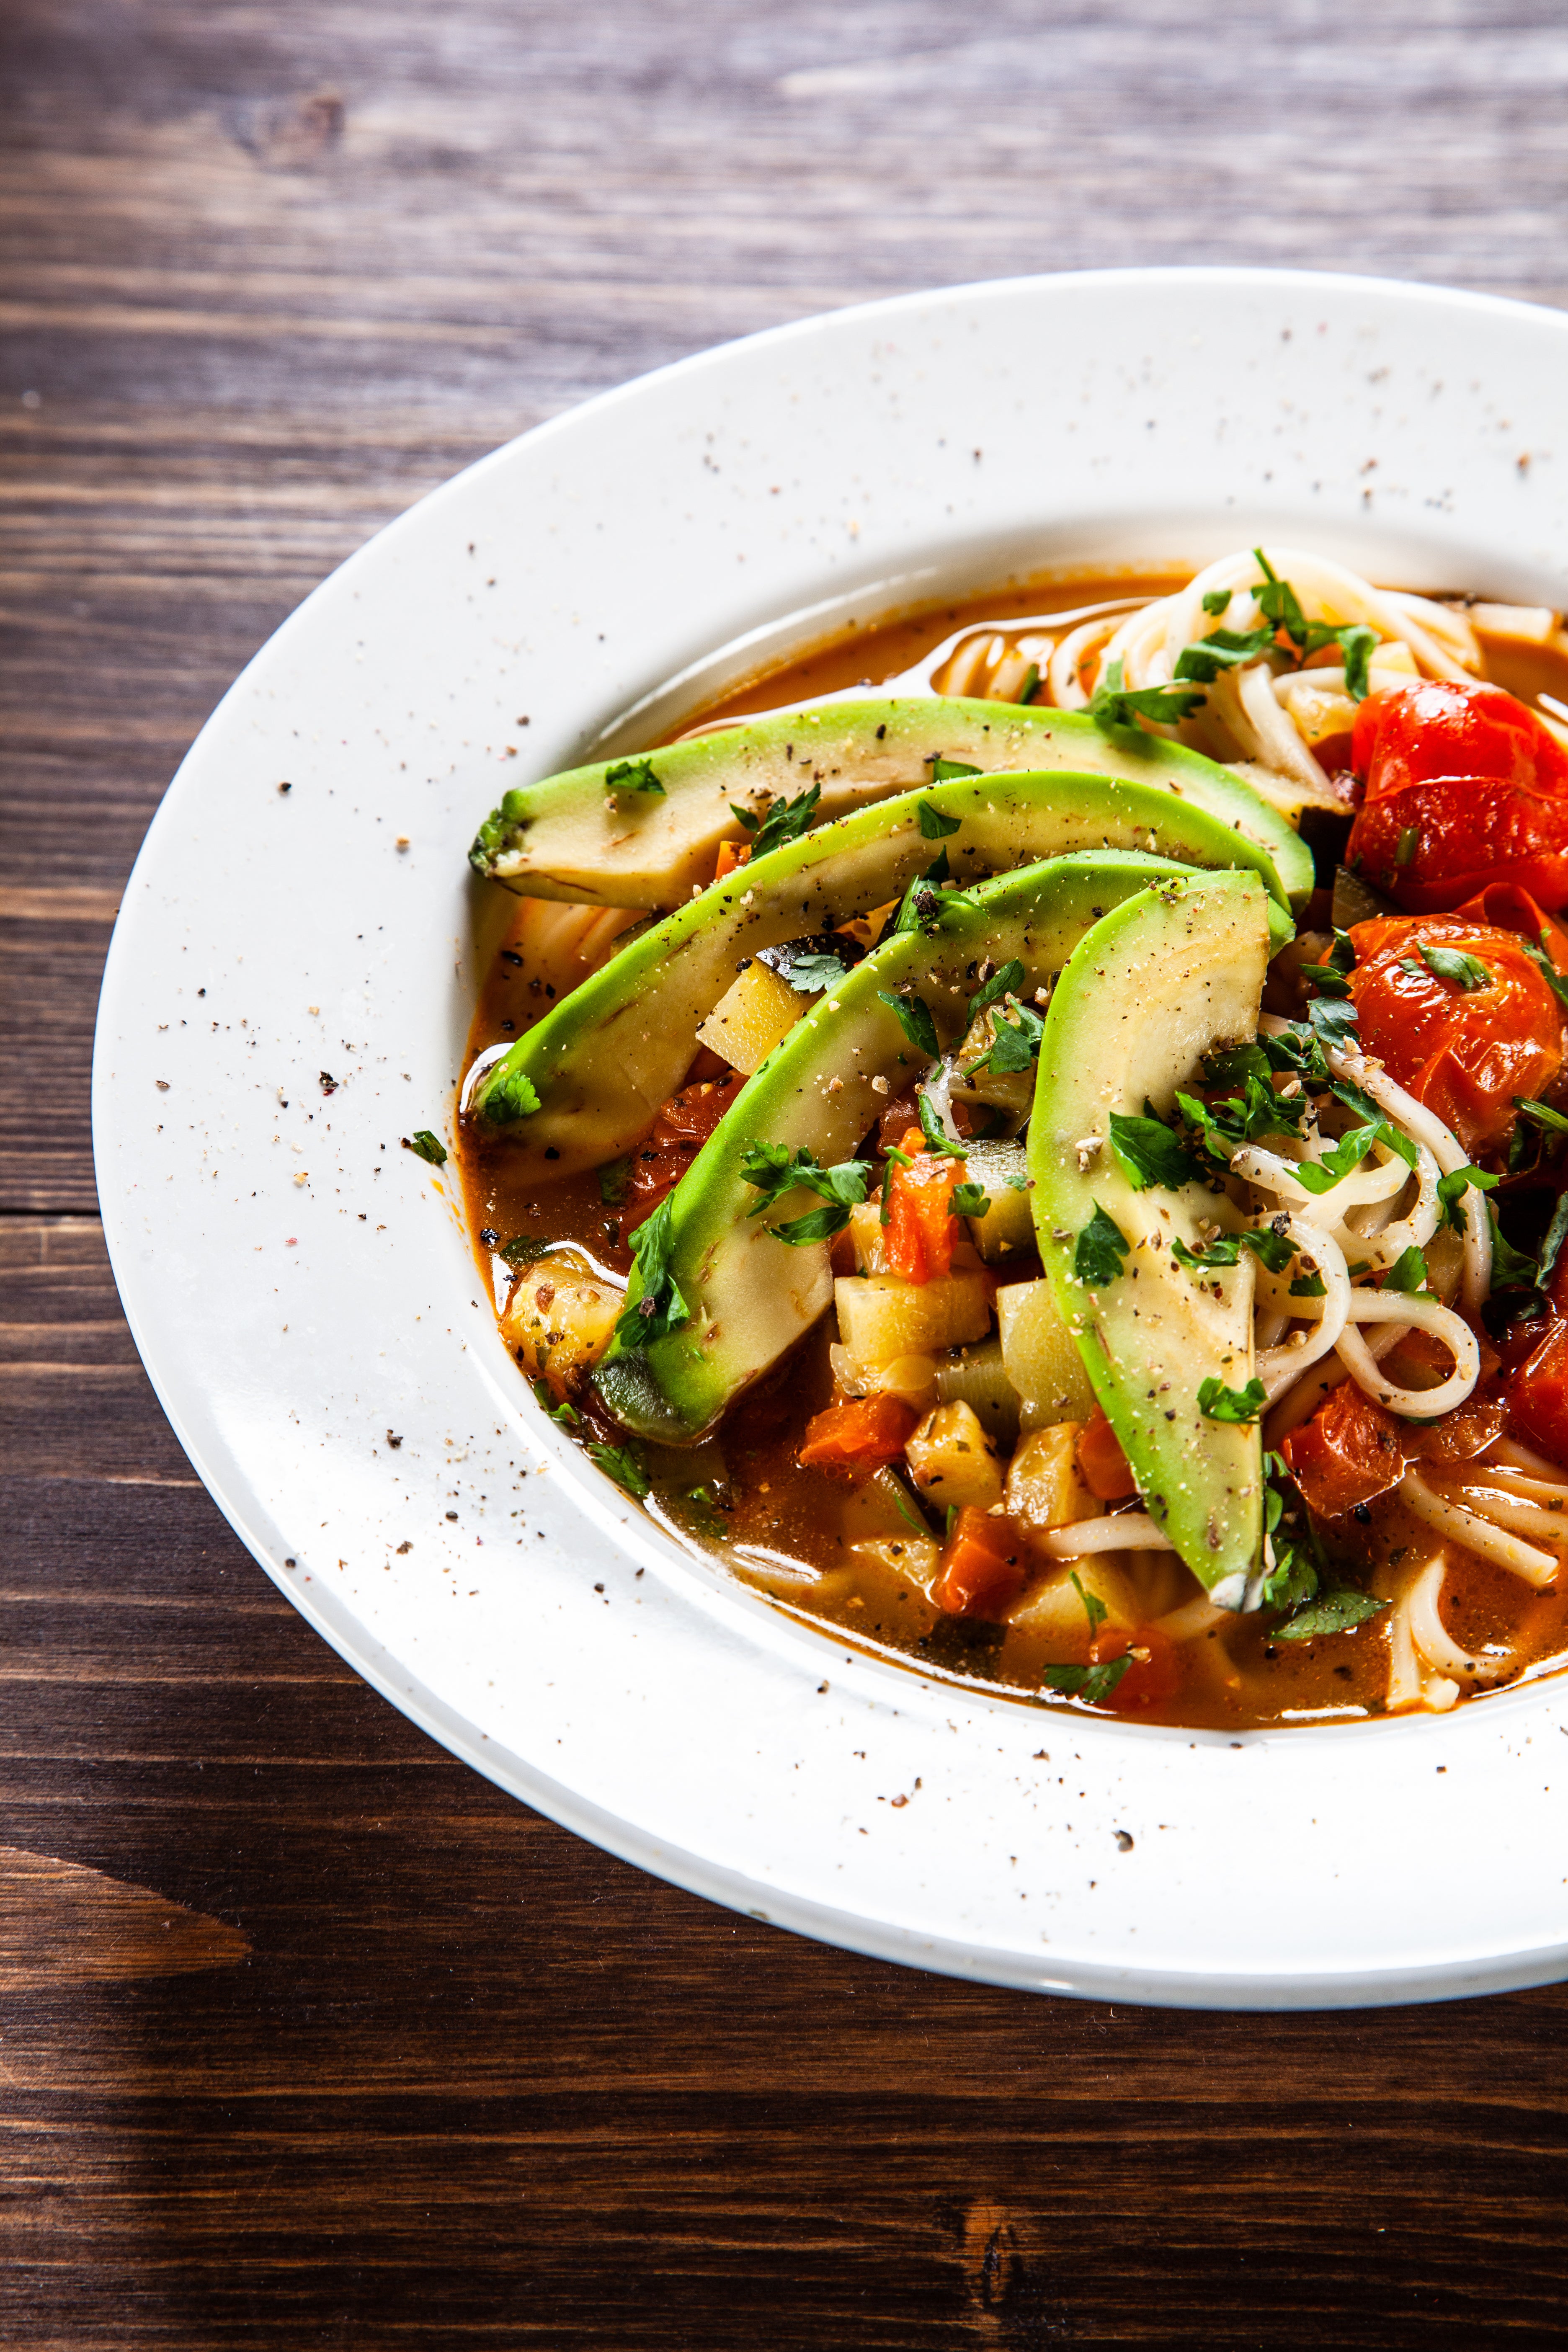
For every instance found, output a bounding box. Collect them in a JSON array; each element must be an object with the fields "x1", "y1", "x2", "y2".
[{"x1": 94, "y1": 268, "x2": 1568, "y2": 2009}]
